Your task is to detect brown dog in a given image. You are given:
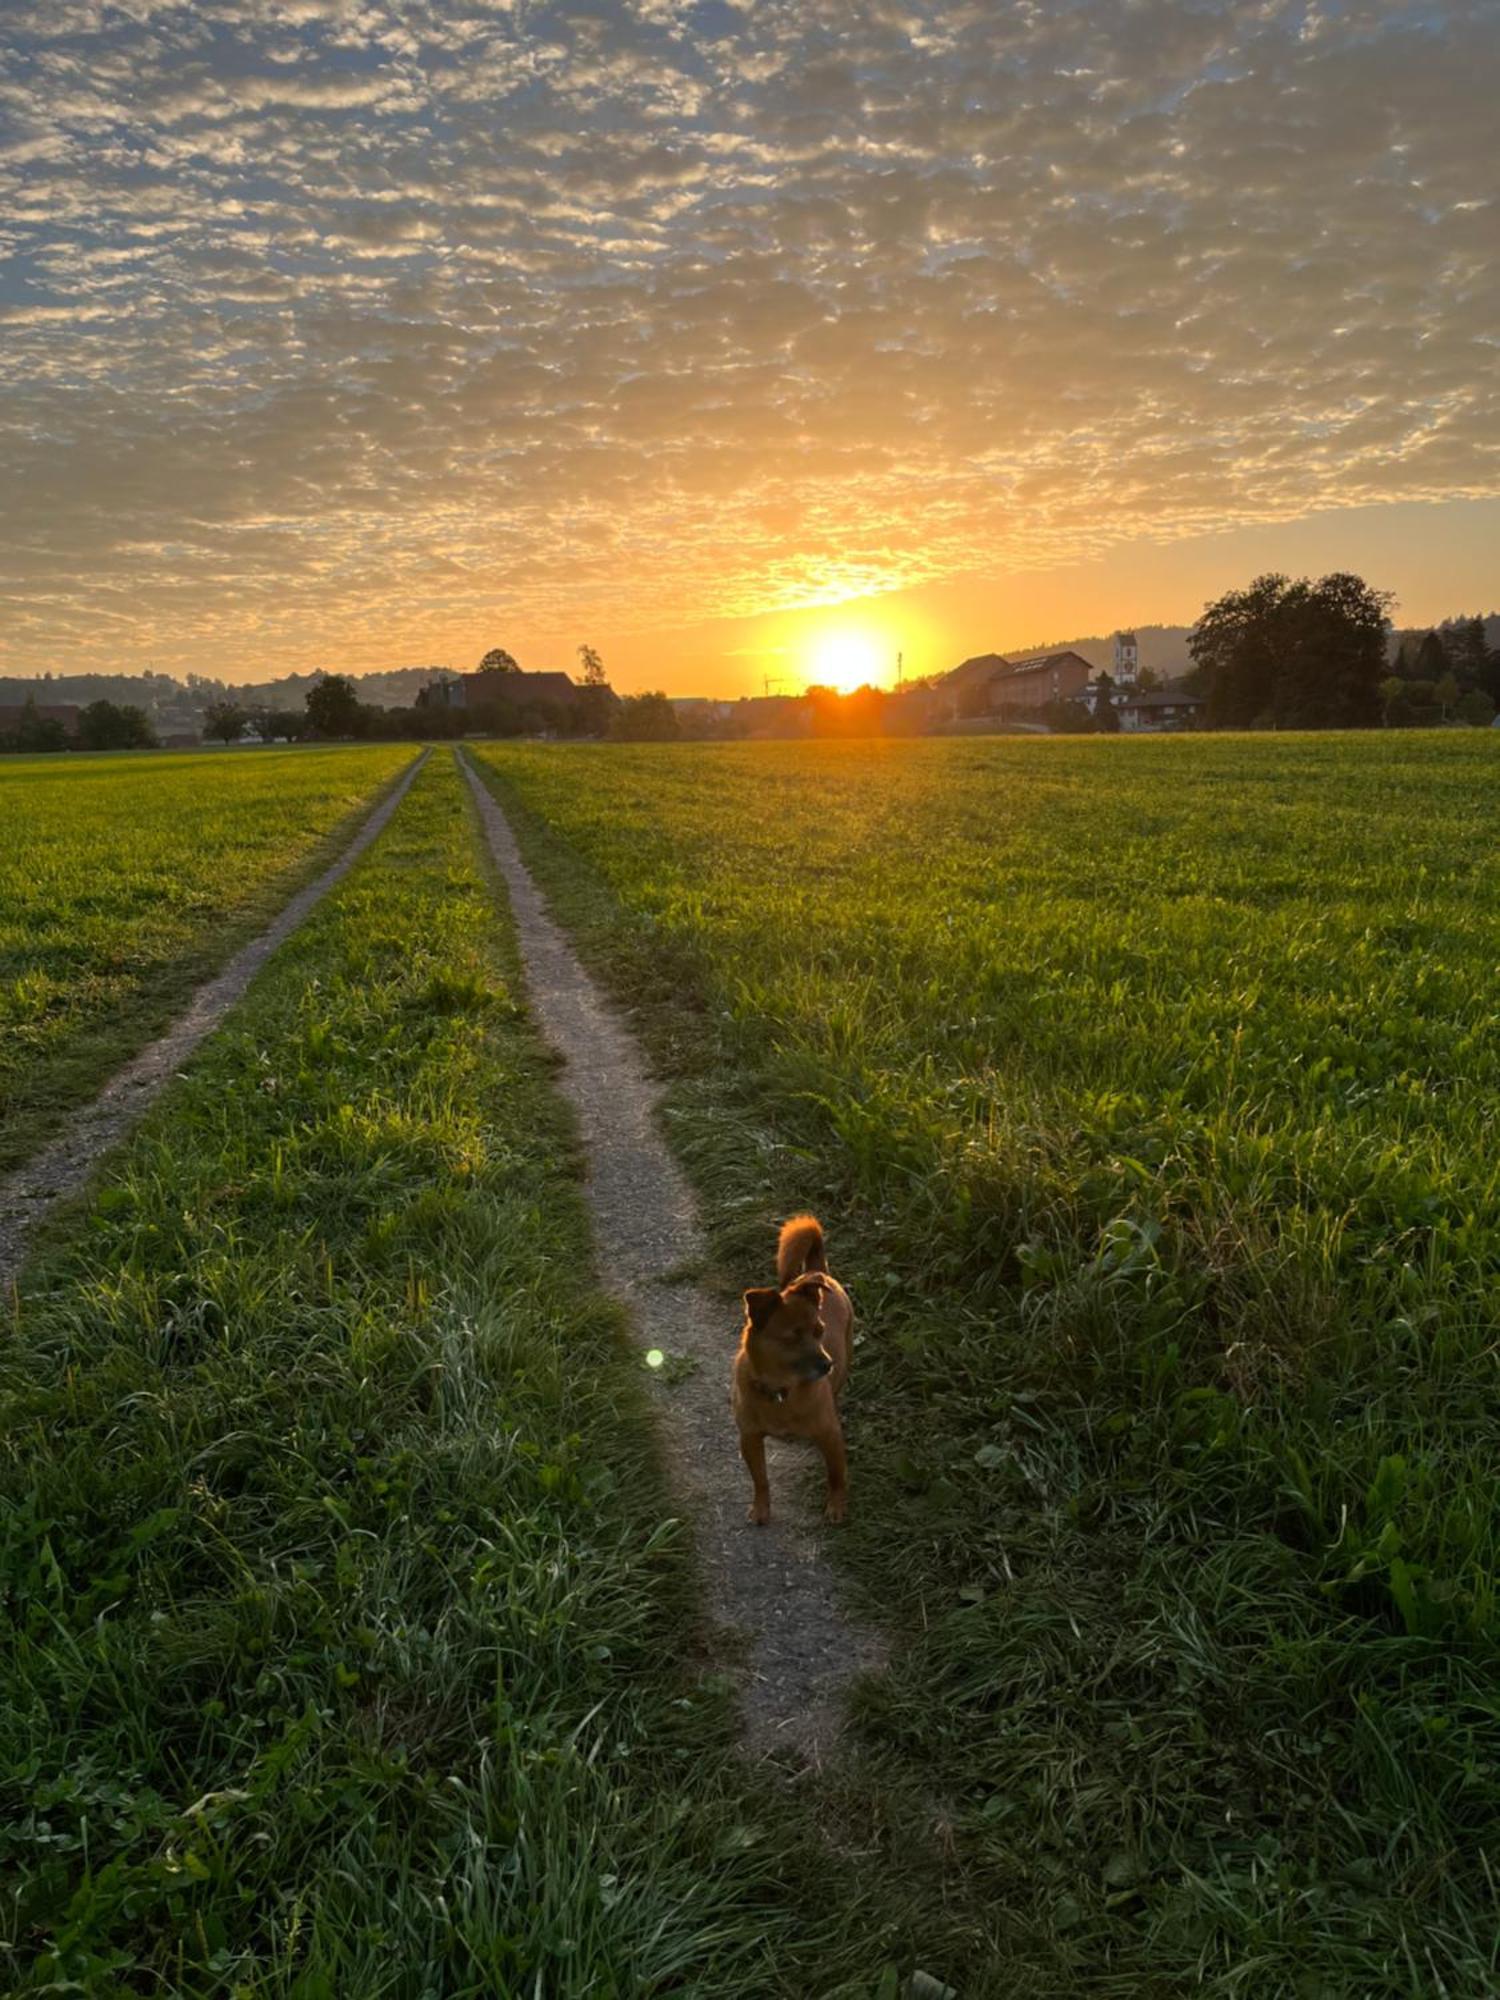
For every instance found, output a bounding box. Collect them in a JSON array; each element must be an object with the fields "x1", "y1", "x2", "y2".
[{"x1": 732, "y1": 1214, "x2": 853, "y2": 1526}]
